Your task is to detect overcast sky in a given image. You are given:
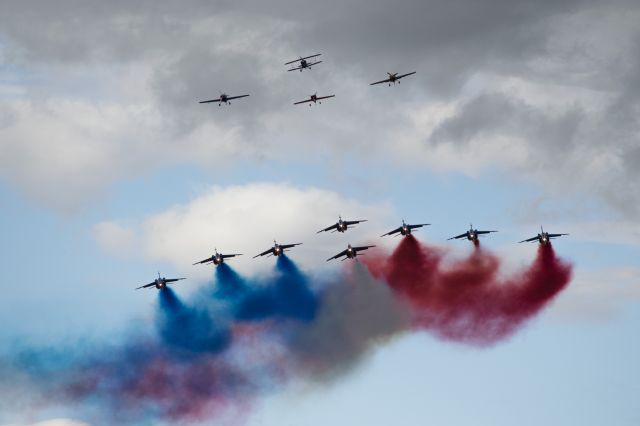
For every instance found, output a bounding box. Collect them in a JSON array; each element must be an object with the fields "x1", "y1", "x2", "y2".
[{"x1": 1, "y1": 0, "x2": 639, "y2": 425}]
